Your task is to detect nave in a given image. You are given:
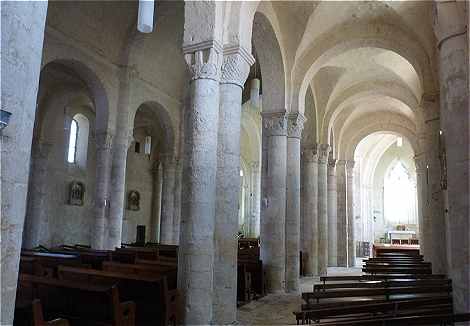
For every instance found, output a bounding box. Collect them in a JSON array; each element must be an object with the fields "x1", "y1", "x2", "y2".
[{"x1": 2, "y1": 1, "x2": 469, "y2": 325}]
